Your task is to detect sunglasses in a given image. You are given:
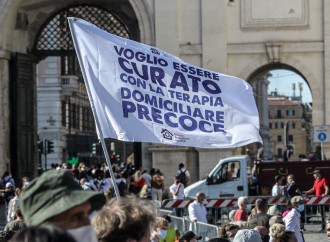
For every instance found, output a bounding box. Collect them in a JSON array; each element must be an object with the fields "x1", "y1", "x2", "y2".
[{"x1": 225, "y1": 224, "x2": 237, "y2": 231}]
